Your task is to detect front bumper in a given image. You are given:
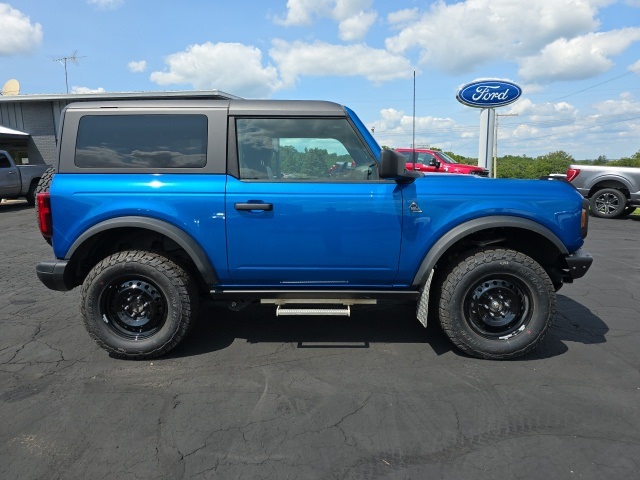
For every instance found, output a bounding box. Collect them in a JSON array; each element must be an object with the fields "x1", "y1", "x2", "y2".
[
  {"x1": 563, "y1": 248, "x2": 593, "y2": 281},
  {"x1": 36, "y1": 260, "x2": 73, "y2": 291}
]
